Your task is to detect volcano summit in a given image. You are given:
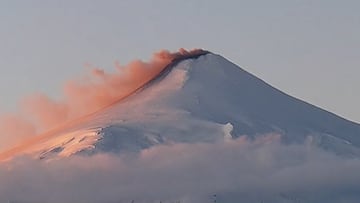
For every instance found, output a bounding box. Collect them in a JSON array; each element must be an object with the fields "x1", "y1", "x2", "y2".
[
  {"x1": 1, "y1": 49, "x2": 360, "y2": 203},
  {"x1": 1, "y1": 49, "x2": 360, "y2": 160}
]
